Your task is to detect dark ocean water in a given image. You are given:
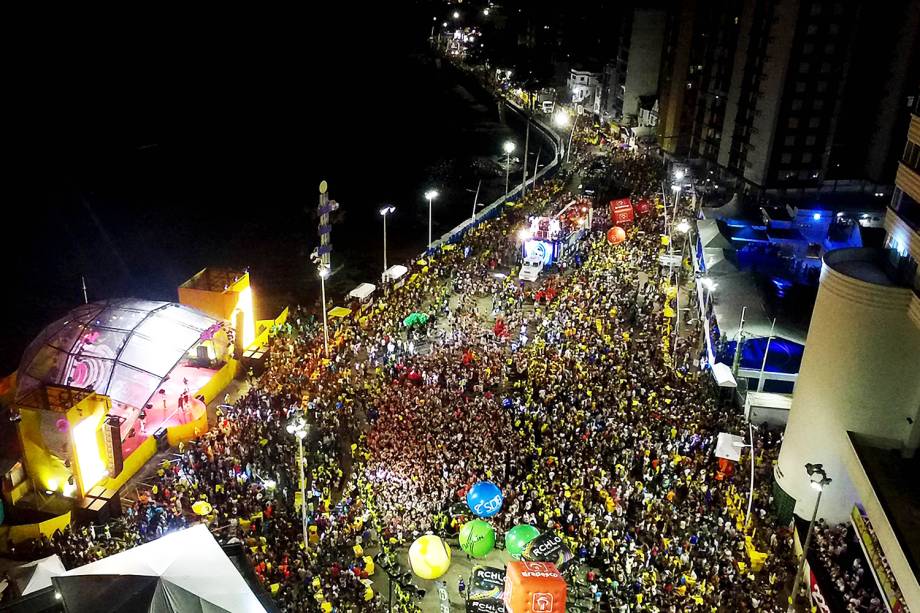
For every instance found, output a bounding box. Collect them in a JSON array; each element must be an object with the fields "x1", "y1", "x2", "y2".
[{"x1": 2, "y1": 12, "x2": 548, "y2": 374}]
